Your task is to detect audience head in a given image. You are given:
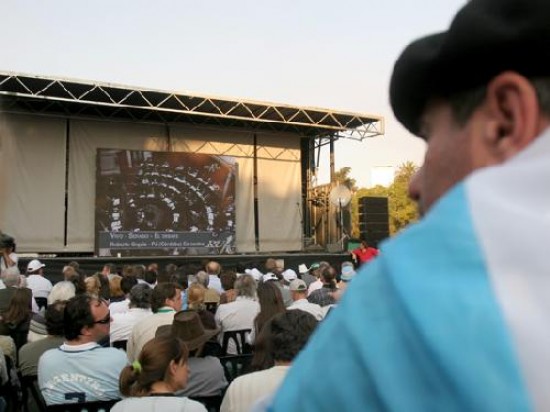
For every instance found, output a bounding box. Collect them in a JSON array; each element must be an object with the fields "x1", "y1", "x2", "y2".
[
  {"x1": 26, "y1": 259, "x2": 45, "y2": 275},
  {"x1": 64, "y1": 294, "x2": 111, "y2": 343},
  {"x1": 122, "y1": 265, "x2": 135, "y2": 278},
  {"x1": 45, "y1": 300, "x2": 67, "y2": 336},
  {"x1": 133, "y1": 264, "x2": 146, "y2": 280},
  {"x1": 109, "y1": 275, "x2": 124, "y2": 299},
  {"x1": 220, "y1": 270, "x2": 237, "y2": 291},
  {"x1": 48, "y1": 281, "x2": 76, "y2": 305},
  {"x1": 205, "y1": 261, "x2": 221, "y2": 276},
  {"x1": 84, "y1": 274, "x2": 102, "y2": 297},
  {"x1": 2, "y1": 267, "x2": 21, "y2": 287},
  {"x1": 151, "y1": 283, "x2": 182, "y2": 313},
  {"x1": 2, "y1": 287, "x2": 32, "y2": 325},
  {"x1": 320, "y1": 265, "x2": 337, "y2": 290},
  {"x1": 143, "y1": 270, "x2": 157, "y2": 286},
  {"x1": 119, "y1": 335, "x2": 189, "y2": 397},
  {"x1": 67, "y1": 261, "x2": 80, "y2": 270},
  {"x1": 128, "y1": 284, "x2": 152, "y2": 310},
  {"x1": 255, "y1": 281, "x2": 285, "y2": 335},
  {"x1": 235, "y1": 274, "x2": 257, "y2": 299},
  {"x1": 289, "y1": 279, "x2": 308, "y2": 300},
  {"x1": 121, "y1": 276, "x2": 138, "y2": 295},
  {"x1": 101, "y1": 263, "x2": 117, "y2": 277},
  {"x1": 187, "y1": 283, "x2": 206, "y2": 311},
  {"x1": 266, "y1": 310, "x2": 318, "y2": 363},
  {"x1": 194, "y1": 271, "x2": 209, "y2": 288}
]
